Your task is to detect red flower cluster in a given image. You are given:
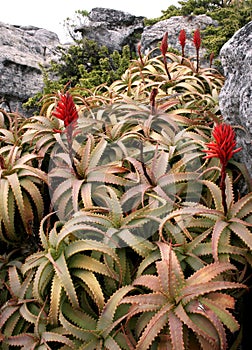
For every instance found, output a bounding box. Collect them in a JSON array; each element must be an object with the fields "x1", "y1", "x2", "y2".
[
  {"x1": 179, "y1": 29, "x2": 186, "y2": 54},
  {"x1": 203, "y1": 123, "x2": 242, "y2": 167},
  {"x1": 52, "y1": 92, "x2": 78, "y2": 129},
  {"x1": 160, "y1": 32, "x2": 168, "y2": 56},
  {"x1": 193, "y1": 28, "x2": 201, "y2": 51}
]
